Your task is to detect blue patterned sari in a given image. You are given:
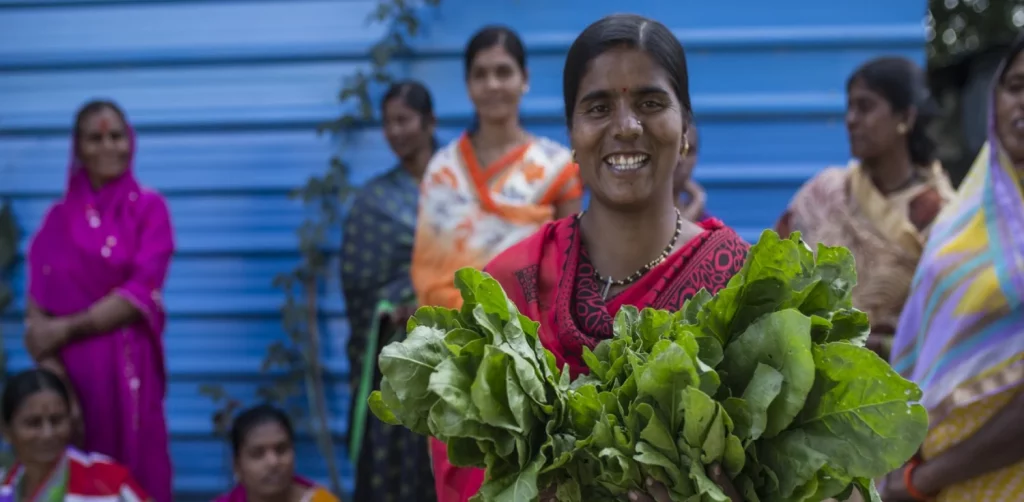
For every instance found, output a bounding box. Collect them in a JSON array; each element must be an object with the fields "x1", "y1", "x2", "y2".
[{"x1": 341, "y1": 166, "x2": 435, "y2": 502}]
